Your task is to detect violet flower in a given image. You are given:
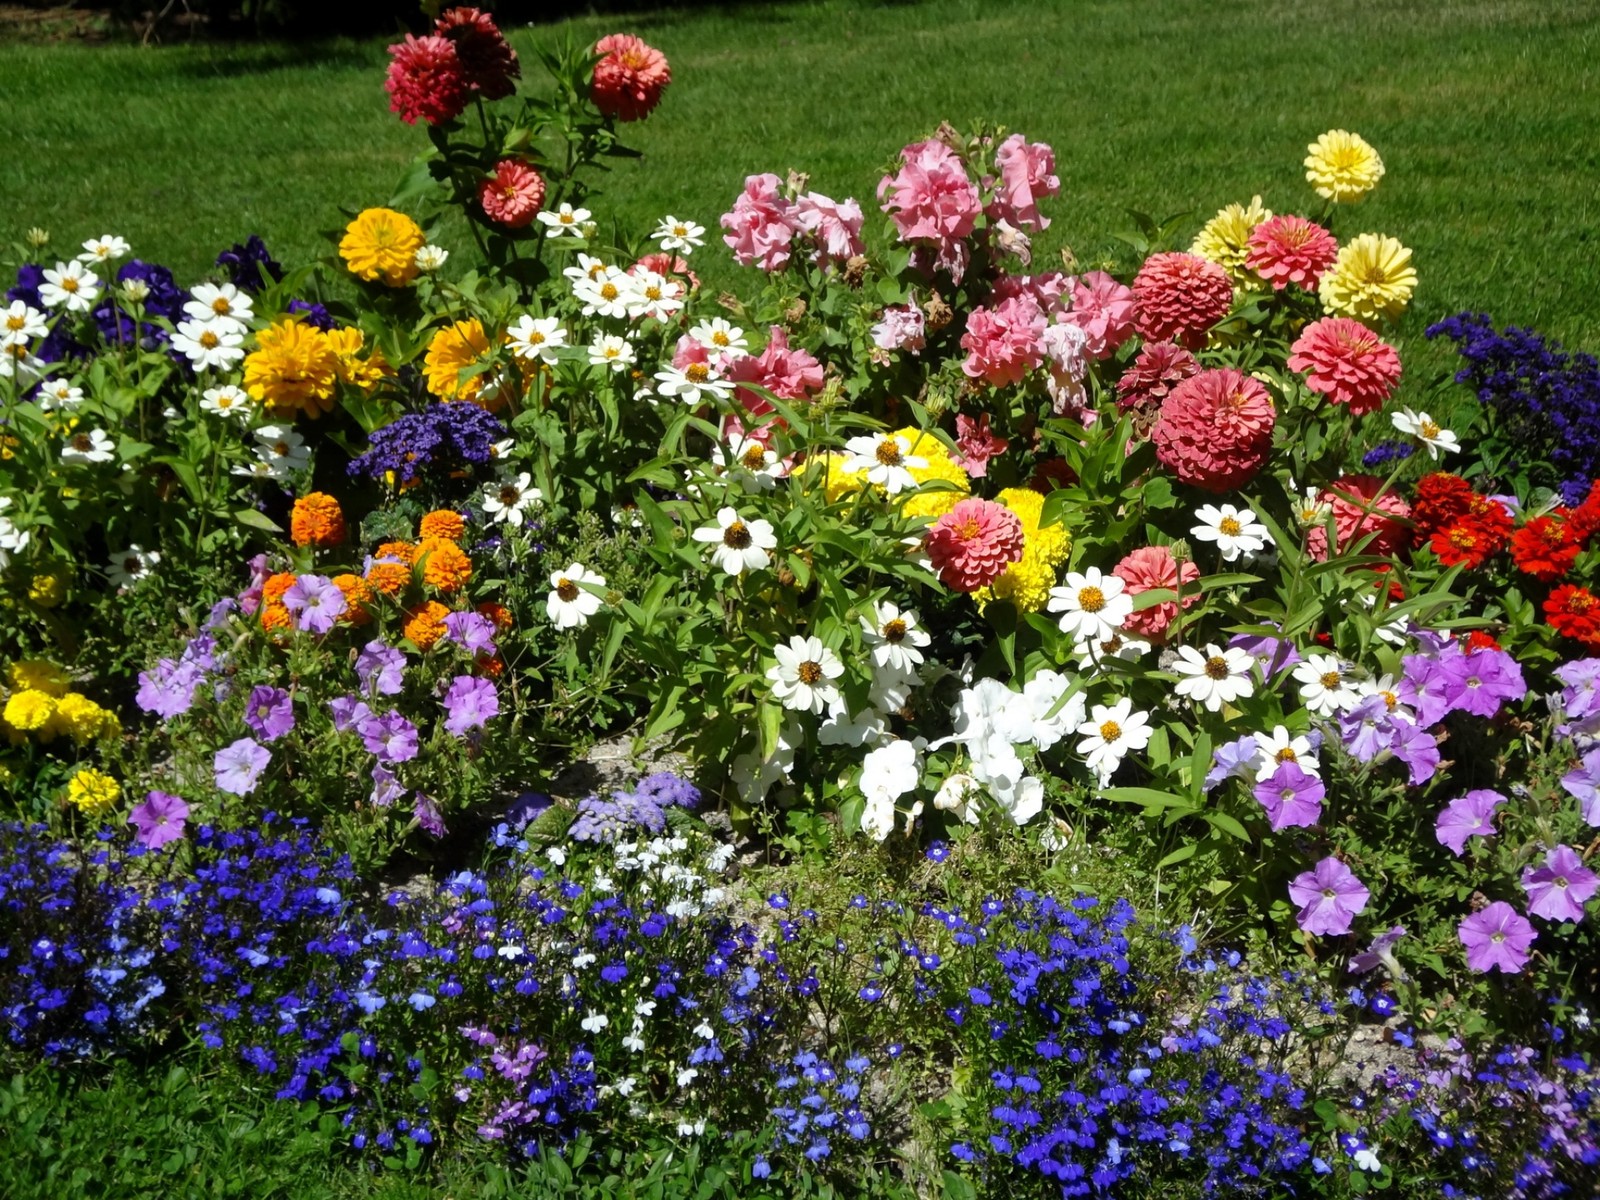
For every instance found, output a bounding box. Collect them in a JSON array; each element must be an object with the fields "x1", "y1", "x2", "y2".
[
  {"x1": 359, "y1": 713, "x2": 419, "y2": 764},
  {"x1": 1553, "y1": 658, "x2": 1600, "y2": 721},
  {"x1": 1254, "y1": 761, "x2": 1324, "y2": 832},
  {"x1": 1434, "y1": 789, "x2": 1505, "y2": 856},
  {"x1": 1287, "y1": 857, "x2": 1369, "y2": 936},
  {"x1": 371, "y1": 764, "x2": 406, "y2": 807},
  {"x1": 1348, "y1": 925, "x2": 1406, "y2": 976},
  {"x1": 1560, "y1": 747, "x2": 1600, "y2": 826},
  {"x1": 243, "y1": 685, "x2": 295, "y2": 742},
  {"x1": 329, "y1": 695, "x2": 375, "y2": 734},
  {"x1": 443, "y1": 611, "x2": 498, "y2": 658},
  {"x1": 442, "y1": 675, "x2": 498, "y2": 737},
  {"x1": 1336, "y1": 695, "x2": 1390, "y2": 763},
  {"x1": 356, "y1": 641, "x2": 407, "y2": 697},
  {"x1": 414, "y1": 793, "x2": 446, "y2": 838},
  {"x1": 1205, "y1": 734, "x2": 1258, "y2": 792},
  {"x1": 1458, "y1": 901, "x2": 1536, "y2": 973},
  {"x1": 282, "y1": 574, "x2": 347, "y2": 635},
  {"x1": 128, "y1": 790, "x2": 189, "y2": 849},
  {"x1": 135, "y1": 658, "x2": 203, "y2": 718},
  {"x1": 1383, "y1": 720, "x2": 1440, "y2": 785},
  {"x1": 214, "y1": 737, "x2": 271, "y2": 796},
  {"x1": 1522, "y1": 845, "x2": 1598, "y2": 924}
]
